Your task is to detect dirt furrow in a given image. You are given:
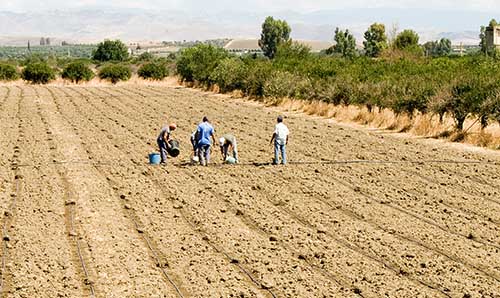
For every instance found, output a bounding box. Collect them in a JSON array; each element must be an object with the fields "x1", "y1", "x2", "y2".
[
  {"x1": 48, "y1": 86, "x2": 272, "y2": 297},
  {"x1": 36, "y1": 86, "x2": 178, "y2": 297}
]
